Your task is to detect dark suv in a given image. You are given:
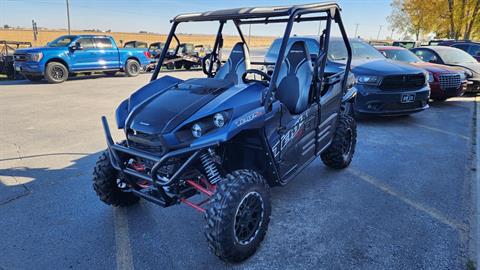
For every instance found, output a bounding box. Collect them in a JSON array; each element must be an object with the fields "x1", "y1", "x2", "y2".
[
  {"x1": 450, "y1": 42, "x2": 480, "y2": 62},
  {"x1": 265, "y1": 37, "x2": 430, "y2": 116}
]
